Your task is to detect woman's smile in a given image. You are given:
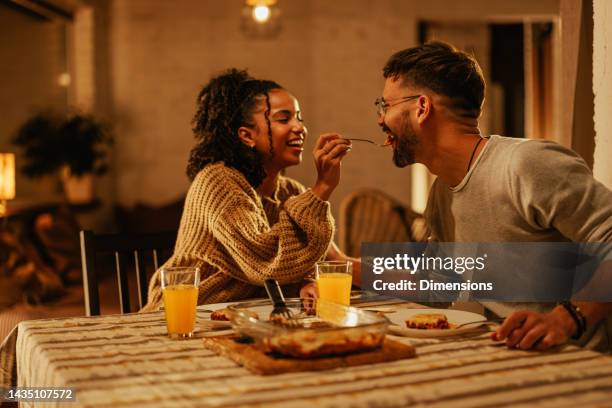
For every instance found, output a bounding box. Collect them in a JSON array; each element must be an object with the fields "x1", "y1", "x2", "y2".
[{"x1": 286, "y1": 137, "x2": 305, "y2": 150}]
